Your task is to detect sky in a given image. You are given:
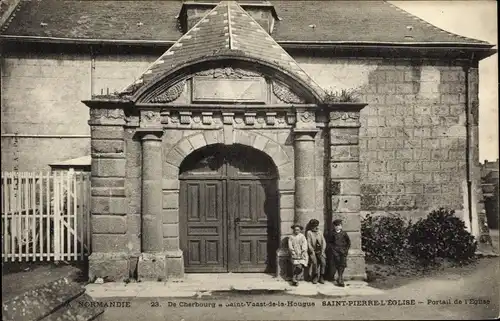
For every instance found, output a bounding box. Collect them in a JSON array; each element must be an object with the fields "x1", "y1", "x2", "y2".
[{"x1": 390, "y1": 1, "x2": 498, "y2": 162}]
